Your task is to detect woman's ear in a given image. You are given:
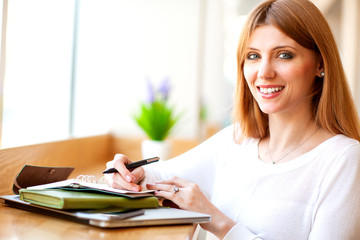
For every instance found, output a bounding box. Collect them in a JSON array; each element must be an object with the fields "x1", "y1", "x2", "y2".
[
  {"x1": 316, "y1": 57, "x2": 324, "y2": 78},
  {"x1": 317, "y1": 69, "x2": 325, "y2": 78}
]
